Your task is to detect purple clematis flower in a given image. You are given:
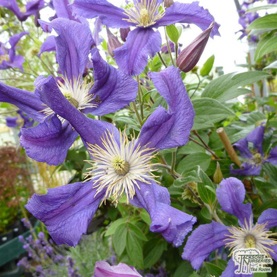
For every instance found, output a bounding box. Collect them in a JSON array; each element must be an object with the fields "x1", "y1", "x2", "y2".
[
  {"x1": 94, "y1": 261, "x2": 142, "y2": 277},
  {"x1": 0, "y1": 18, "x2": 137, "y2": 165},
  {"x1": 182, "y1": 177, "x2": 277, "y2": 276},
  {"x1": 0, "y1": 31, "x2": 28, "y2": 70},
  {"x1": 26, "y1": 66, "x2": 196, "y2": 247},
  {"x1": 231, "y1": 125, "x2": 277, "y2": 176},
  {"x1": 72, "y1": 0, "x2": 220, "y2": 75},
  {"x1": 0, "y1": 0, "x2": 45, "y2": 21}
]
